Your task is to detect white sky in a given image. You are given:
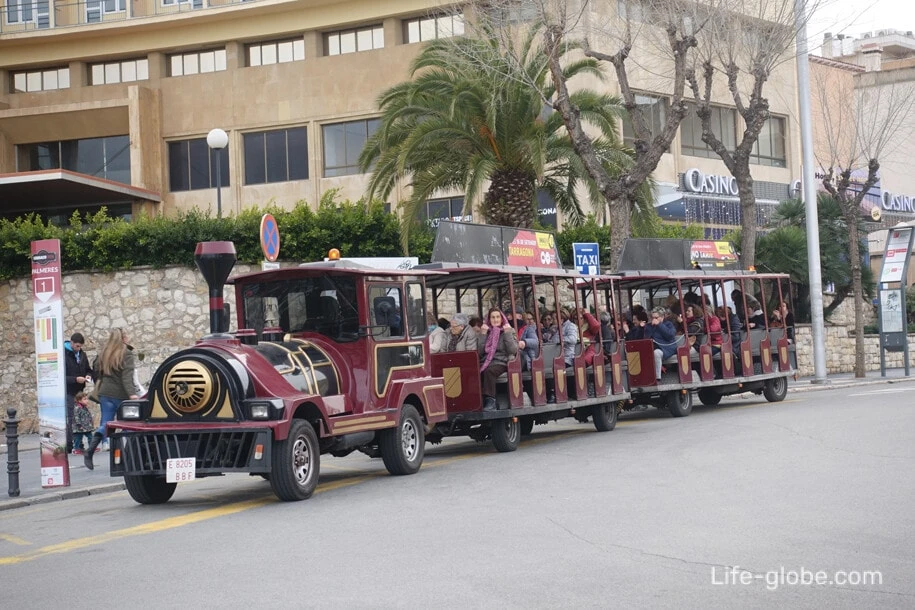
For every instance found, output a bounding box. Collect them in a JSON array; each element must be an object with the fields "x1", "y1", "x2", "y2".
[{"x1": 808, "y1": 0, "x2": 915, "y2": 51}]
